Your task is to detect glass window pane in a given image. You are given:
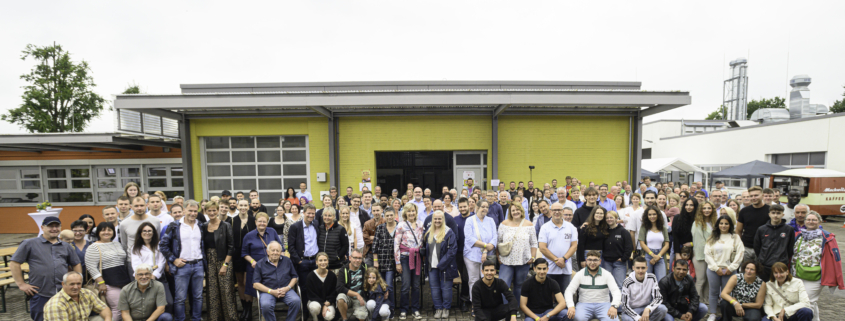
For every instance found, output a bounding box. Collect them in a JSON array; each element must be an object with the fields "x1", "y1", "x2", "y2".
[
  {"x1": 21, "y1": 169, "x2": 40, "y2": 179},
  {"x1": 257, "y1": 137, "x2": 280, "y2": 148},
  {"x1": 206, "y1": 137, "x2": 229, "y2": 149},
  {"x1": 49, "y1": 192, "x2": 93, "y2": 202},
  {"x1": 232, "y1": 165, "x2": 256, "y2": 176},
  {"x1": 1, "y1": 192, "x2": 41, "y2": 203},
  {"x1": 208, "y1": 179, "x2": 232, "y2": 190},
  {"x1": 810, "y1": 152, "x2": 825, "y2": 165},
  {"x1": 48, "y1": 180, "x2": 67, "y2": 189},
  {"x1": 148, "y1": 179, "x2": 167, "y2": 188},
  {"x1": 284, "y1": 178, "x2": 306, "y2": 191},
  {"x1": 792, "y1": 153, "x2": 809, "y2": 166},
  {"x1": 206, "y1": 152, "x2": 230, "y2": 163},
  {"x1": 260, "y1": 192, "x2": 284, "y2": 206},
  {"x1": 0, "y1": 181, "x2": 16, "y2": 189},
  {"x1": 122, "y1": 168, "x2": 141, "y2": 177},
  {"x1": 207, "y1": 166, "x2": 231, "y2": 177},
  {"x1": 147, "y1": 167, "x2": 168, "y2": 177},
  {"x1": 283, "y1": 165, "x2": 307, "y2": 176},
  {"x1": 456, "y1": 154, "x2": 480, "y2": 165},
  {"x1": 163, "y1": 191, "x2": 184, "y2": 199},
  {"x1": 257, "y1": 151, "x2": 281, "y2": 162},
  {"x1": 231, "y1": 137, "x2": 255, "y2": 149},
  {"x1": 232, "y1": 151, "x2": 255, "y2": 162},
  {"x1": 98, "y1": 179, "x2": 120, "y2": 188},
  {"x1": 121, "y1": 178, "x2": 141, "y2": 186},
  {"x1": 282, "y1": 150, "x2": 306, "y2": 162},
  {"x1": 171, "y1": 167, "x2": 183, "y2": 177},
  {"x1": 97, "y1": 192, "x2": 120, "y2": 203},
  {"x1": 259, "y1": 178, "x2": 282, "y2": 190},
  {"x1": 172, "y1": 178, "x2": 184, "y2": 187},
  {"x1": 258, "y1": 165, "x2": 282, "y2": 176},
  {"x1": 47, "y1": 169, "x2": 66, "y2": 178},
  {"x1": 71, "y1": 169, "x2": 89, "y2": 178},
  {"x1": 233, "y1": 179, "x2": 254, "y2": 190},
  {"x1": 71, "y1": 180, "x2": 91, "y2": 189},
  {"x1": 0, "y1": 169, "x2": 17, "y2": 180},
  {"x1": 97, "y1": 168, "x2": 117, "y2": 178},
  {"x1": 282, "y1": 136, "x2": 306, "y2": 148},
  {"x1": 22, "y1": 180, "x2": 41, "y2": 189},
  {"x1": 773, "y1": 154, "x2": 790, "y2": 165}
]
